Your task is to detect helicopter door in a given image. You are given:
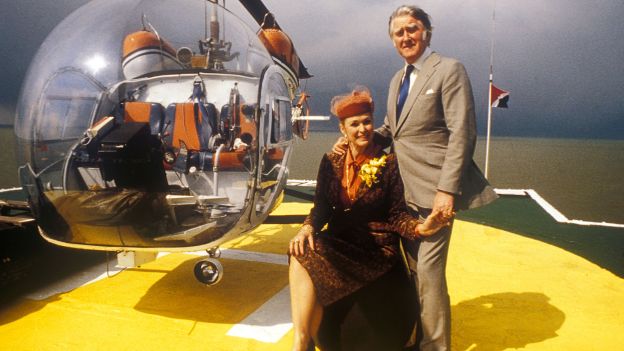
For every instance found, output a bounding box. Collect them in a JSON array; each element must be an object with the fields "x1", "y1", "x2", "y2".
[
  {"x1": 253, "y1": 96, "x2": 292, "y2": 218},
  {"x1": 252, "y1": 69, "x2": 293, "y2": 222}
]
